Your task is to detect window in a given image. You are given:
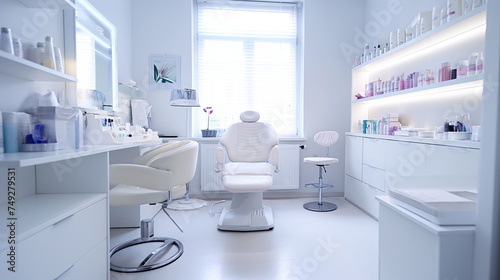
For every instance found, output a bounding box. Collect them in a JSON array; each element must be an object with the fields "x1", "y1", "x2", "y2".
[{"x1": 194, "y1": 0, "x2": 302, "y2": 137}]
